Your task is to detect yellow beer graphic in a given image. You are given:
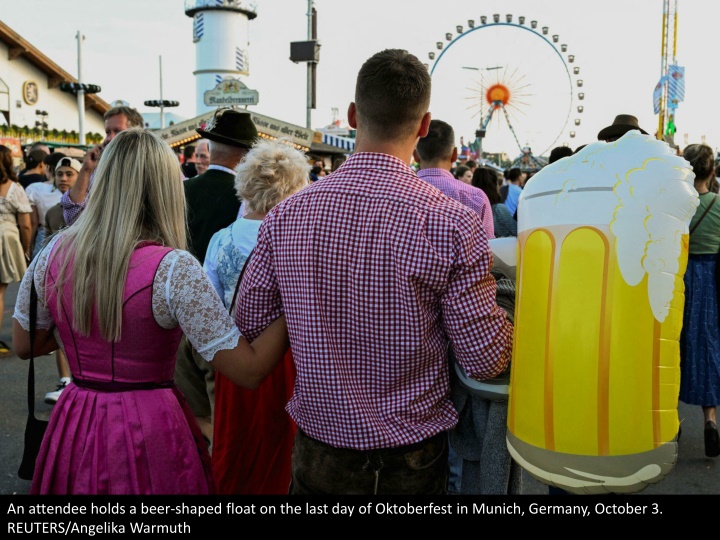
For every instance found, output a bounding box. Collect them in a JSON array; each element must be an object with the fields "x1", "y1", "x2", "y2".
[{"x1": 506, "y1": 132, "x2": 698, "y2": 494}]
